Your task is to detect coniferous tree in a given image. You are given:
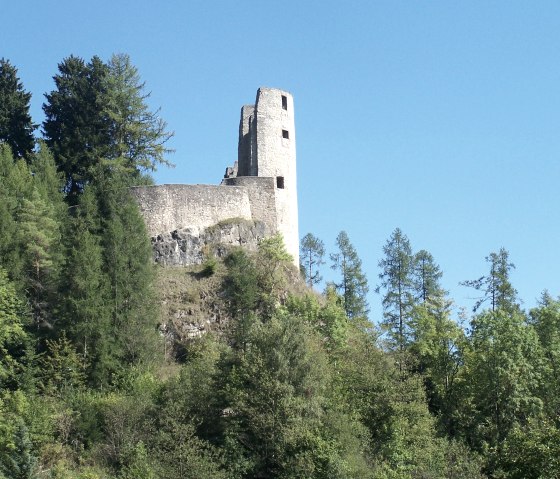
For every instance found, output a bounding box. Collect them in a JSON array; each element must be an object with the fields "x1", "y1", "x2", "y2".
[
  {"x1": 97, "y1": 176, "x2": 160, "y2": 370},
  {"x1": 18, "y1": 188, "x2": 60, "y2": 328},
  {"x1": 43, "y1": 55, "x2": 110, "y2": 196},
  {"x1": 377, "y1": 228, "x2": 416, "y2": 351},
  {"x1": 413, "y1": 249, "x2": 445, "y2": 303},
  {"x1": 300, "y1": 232, "x2": 325, "y2": 288},
  {"x1": 0, "y1": 59, "x2": 35, "y2": 159},
  {"x1": 43, "y1": 54, "x2": 173, "y2": 196},
  {"x1": 0, "y1": 144, "x2": 31, "y2": 285},
  {"x1": 461, "y1": 247, "x2": 519, "y2": 313},
  {"x1": 330, "y1": 231, "x2": 369, "y2": 322},
  {"x1": 60, "y1": 186, "x2": 112, "y2": 384},
  {"x1": 104, "y1": 53, "x2": 174, "y2": 174}
]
